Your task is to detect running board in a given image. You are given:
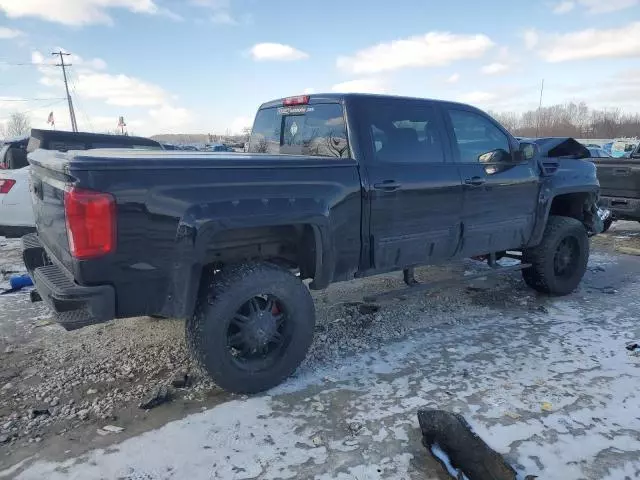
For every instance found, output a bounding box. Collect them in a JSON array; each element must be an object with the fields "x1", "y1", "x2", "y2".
[{"x1": 363, "y1": 263, "x2": 531, "y2": 303}]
